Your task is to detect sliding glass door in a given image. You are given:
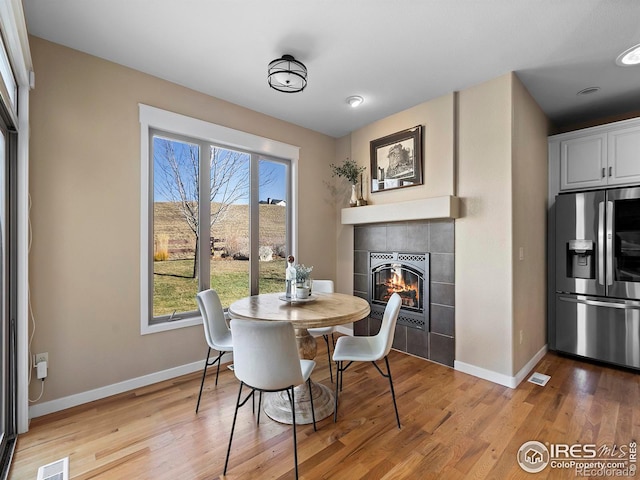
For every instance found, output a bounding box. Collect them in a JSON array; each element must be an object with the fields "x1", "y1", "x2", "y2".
[{"x1": 0, "y1": 116, "x2": 17, "y2": 478}]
